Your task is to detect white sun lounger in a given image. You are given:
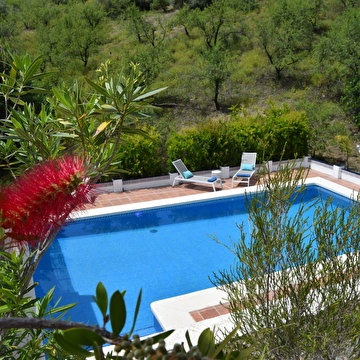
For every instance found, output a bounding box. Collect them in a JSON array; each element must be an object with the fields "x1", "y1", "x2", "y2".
[
  {"x1": 172, "y1": 159, "x2": 222, "y2": 192},
  {"x1": 232, "y1": 152, "x2": 257, "y2": 187}
]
